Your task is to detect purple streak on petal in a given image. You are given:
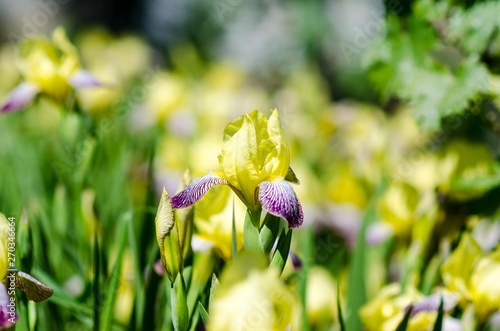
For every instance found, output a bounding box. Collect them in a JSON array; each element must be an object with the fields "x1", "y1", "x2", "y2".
[
  {"x1": 171, "y1": 174, "x2": 229, "y2": 208},
  {"x1": 0, "y1": 283, "x2": 17, "y2": 328},
  {"x1": 258, "y1": 180, "x2": 304, "y2": 228},
  {"x1": 68, "y1": 70, "x2": 102, "y2": 88},
  {"x1": 0, "y1": 83, "x2": 39, "y2": 113},
  {"x1": 405, "y1": 292, "x2": 460, "y2": 317}
]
